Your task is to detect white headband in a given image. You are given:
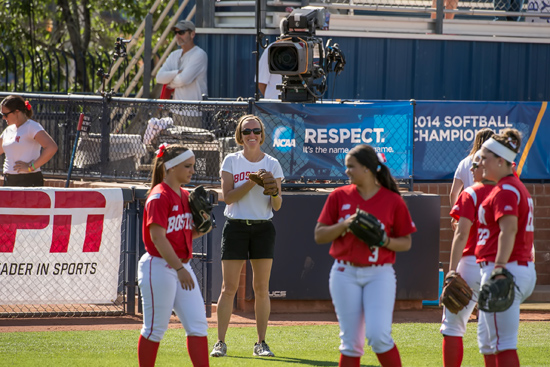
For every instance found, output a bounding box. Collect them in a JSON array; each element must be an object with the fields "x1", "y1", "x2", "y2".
[
  {"x1": 482, "y1": 138, "x2": 517, "y2": 163},
  {"x1": 164, "y1": 150, "x2": 194, "y2": 170}
]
